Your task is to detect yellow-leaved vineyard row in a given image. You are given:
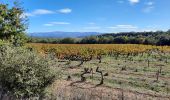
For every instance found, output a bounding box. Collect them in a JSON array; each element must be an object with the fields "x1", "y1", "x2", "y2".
[{"x1": 27, "y1": 43, "x2": 170, "y2": 59}]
